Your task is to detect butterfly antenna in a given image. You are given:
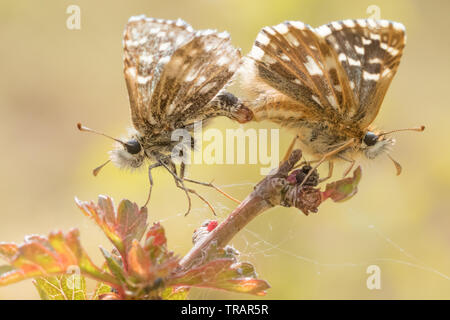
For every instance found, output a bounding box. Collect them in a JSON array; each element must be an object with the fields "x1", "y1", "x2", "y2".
[
  {"x1": 379, "y1": 125, "x2": 425, "y2": 137},
  {"x1": 379, "y1": 126, "x2": 424, "y2": 176},
  {"x1": 93, "y1": 160, "x2": 111, "y2": 176},
  {"x1": 77, "y1": 123, "x2": 128, "y2": 147},
  {"x1": 387, "y1": 154, "x2": 402, "y2": 176},
  {"x1": 77, "y1": 123, "x2": 126, "y2": 176}
]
